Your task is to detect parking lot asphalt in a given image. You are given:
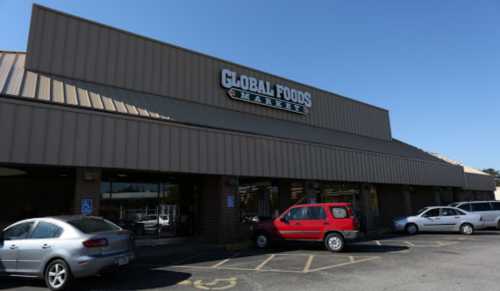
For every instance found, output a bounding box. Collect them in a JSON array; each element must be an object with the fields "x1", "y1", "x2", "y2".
[{"x1": 2, "y1": 230, "x2": 500, "y2": 291}]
